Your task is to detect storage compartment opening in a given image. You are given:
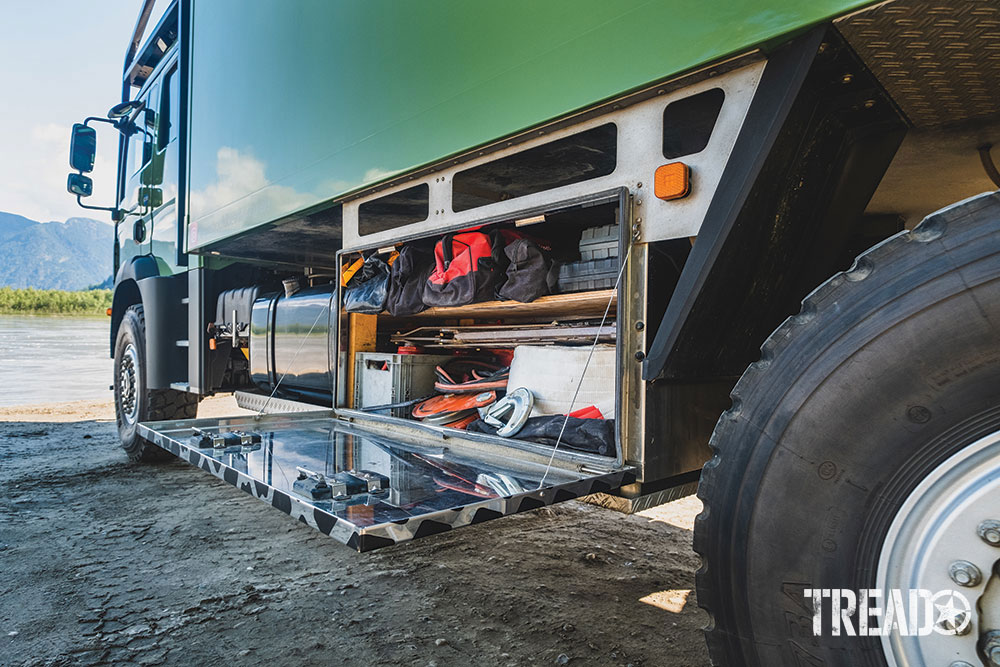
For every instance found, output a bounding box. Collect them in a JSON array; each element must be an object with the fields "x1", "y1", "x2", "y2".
[{"x1": 337, "y1": 198, "x2": 624, "y2": 464}]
